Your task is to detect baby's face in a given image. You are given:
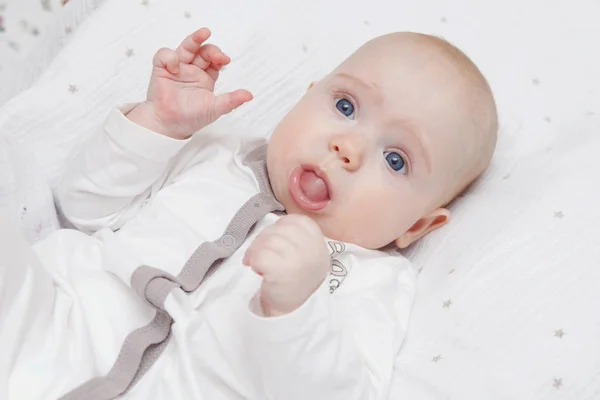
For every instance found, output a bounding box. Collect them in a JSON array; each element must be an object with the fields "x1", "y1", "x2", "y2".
[{"x1": 267, "y1": 34, "x2": 488, "y2": 249}]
